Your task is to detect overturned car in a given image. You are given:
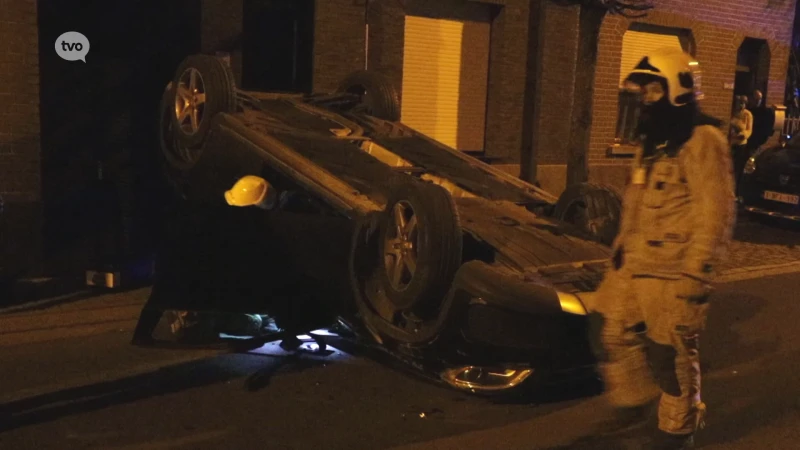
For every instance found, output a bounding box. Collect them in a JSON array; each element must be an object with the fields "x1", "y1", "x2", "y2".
[{"x1": 134, "y1": 54, "x2": 622, "y2": 394}]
